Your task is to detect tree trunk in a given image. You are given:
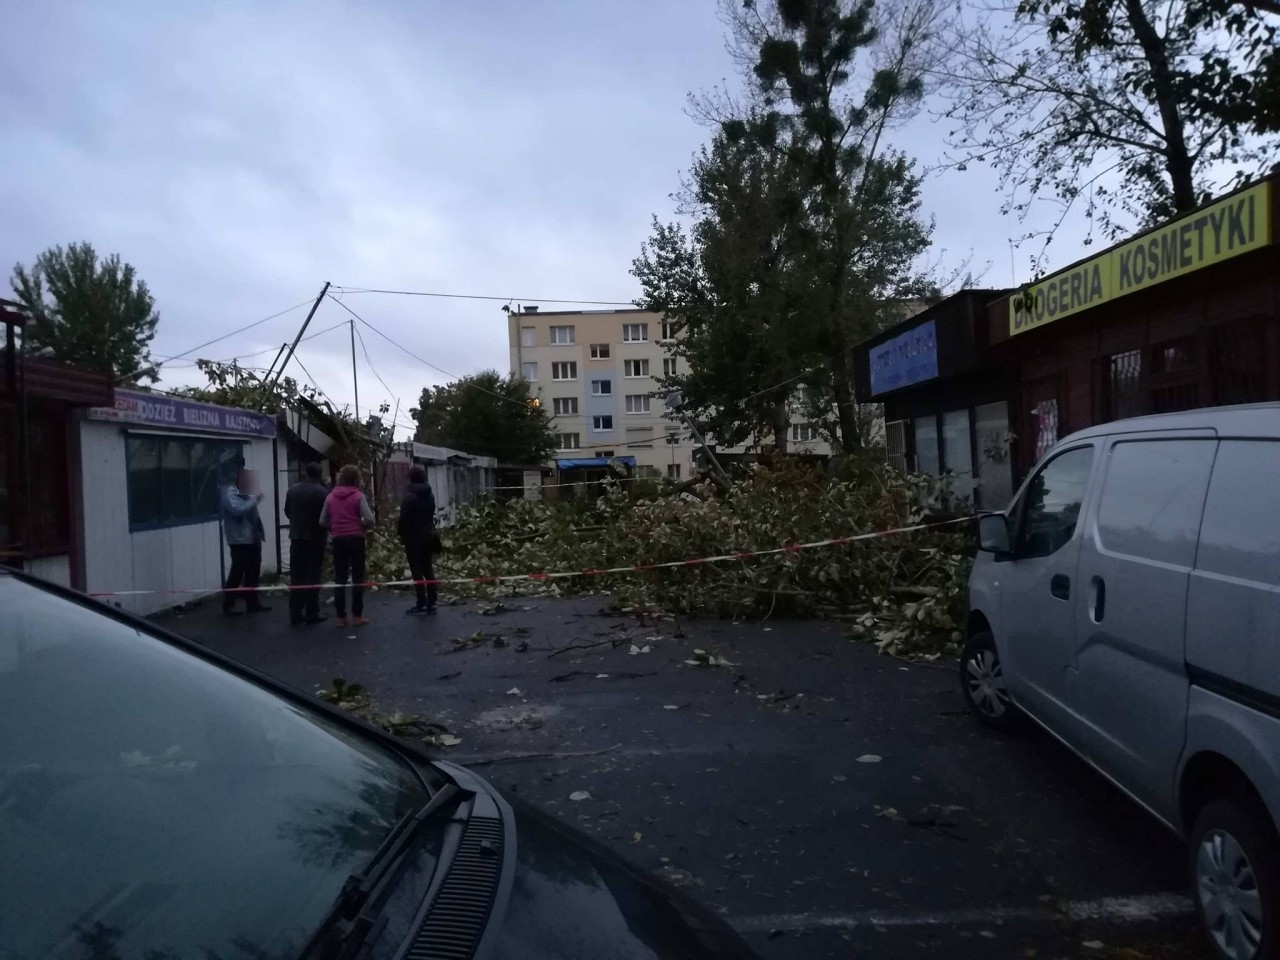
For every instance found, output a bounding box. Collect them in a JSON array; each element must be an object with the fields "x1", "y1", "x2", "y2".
[
  {"x1": 1124, "y1": 0, "x2": 1197, "y2": 212},
  {"x1": 771, "y1": 402, "x2": 790, "y2": 453},
  {"x1": 829, "y1": 348, "x2": 861, "y2": 453}
]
